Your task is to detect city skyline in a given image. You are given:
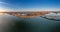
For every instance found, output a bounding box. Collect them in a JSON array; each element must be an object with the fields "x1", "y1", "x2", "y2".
[{"x1": 0, "y1": 0, "x2": 60, "y2": 12}]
